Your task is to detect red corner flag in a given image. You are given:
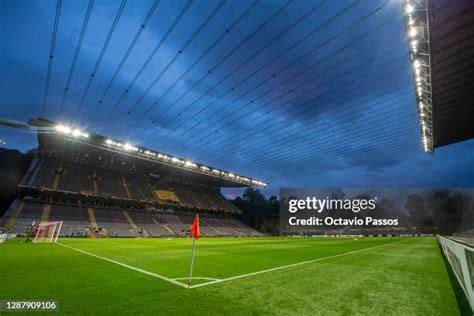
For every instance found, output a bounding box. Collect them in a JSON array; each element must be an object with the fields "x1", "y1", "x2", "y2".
[{"x1": 190, "y1": 214, "x2": 200, "y2": 239}]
